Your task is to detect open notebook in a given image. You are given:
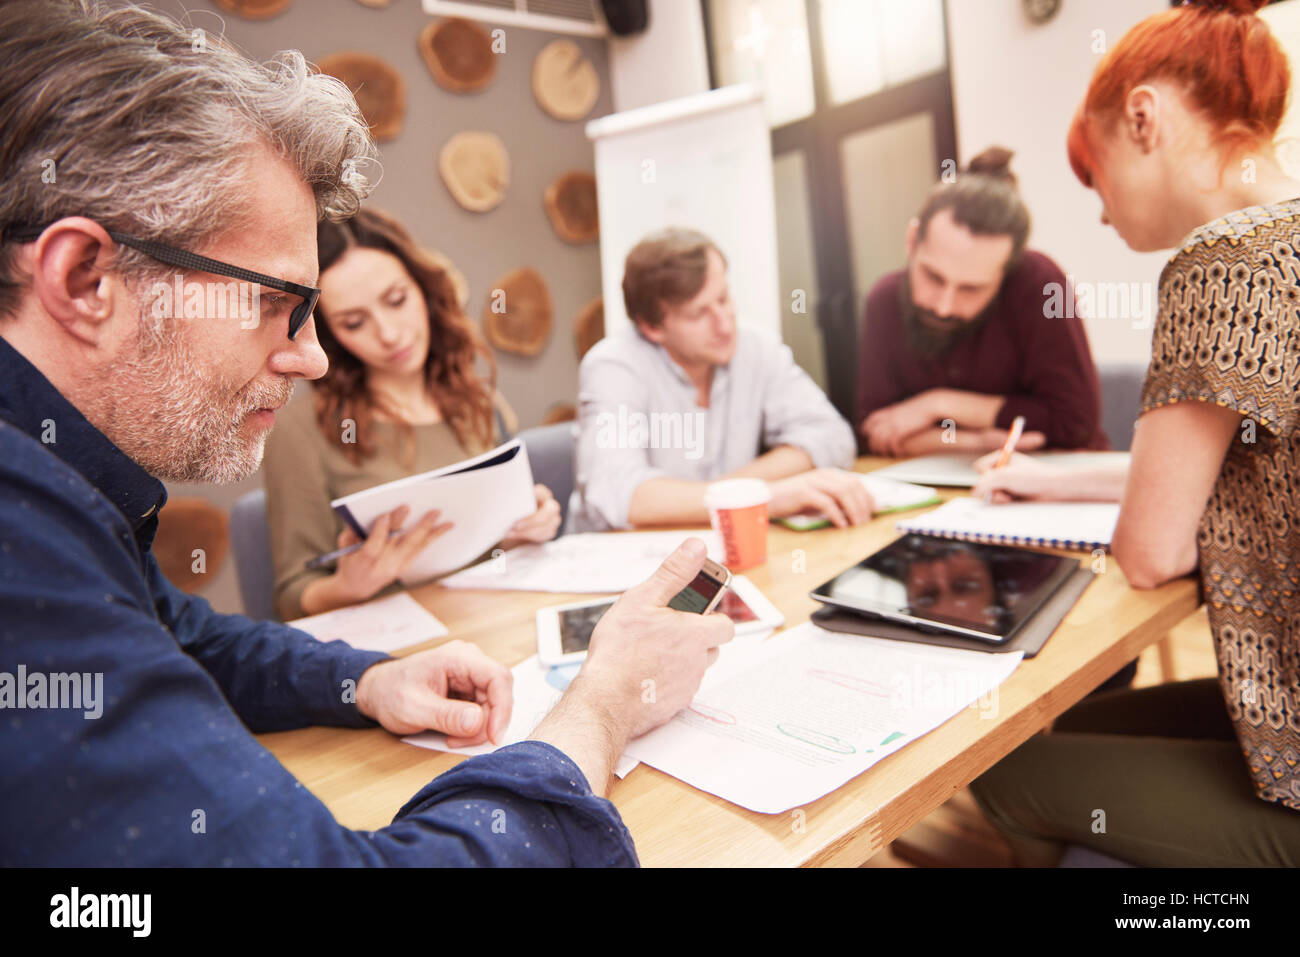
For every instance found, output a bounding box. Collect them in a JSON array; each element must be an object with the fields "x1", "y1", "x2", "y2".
[
  {"x1": 895, "y1": 497, "x2": 1119, "y2": 551},
  {"x1": 331, "y1": 439, "x2": 536, "y2": 586}
]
